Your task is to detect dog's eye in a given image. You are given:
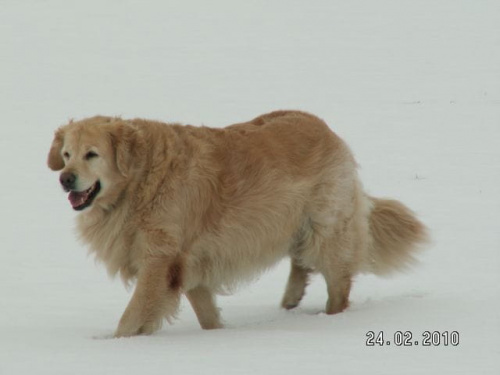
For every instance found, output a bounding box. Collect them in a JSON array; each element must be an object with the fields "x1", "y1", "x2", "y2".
[
  {"x1": 85, "y1": 151, "x2": 99, "y2": 160},
  {"x1": 63, "y1": 152, "x2": 70, "y2": 159}
]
